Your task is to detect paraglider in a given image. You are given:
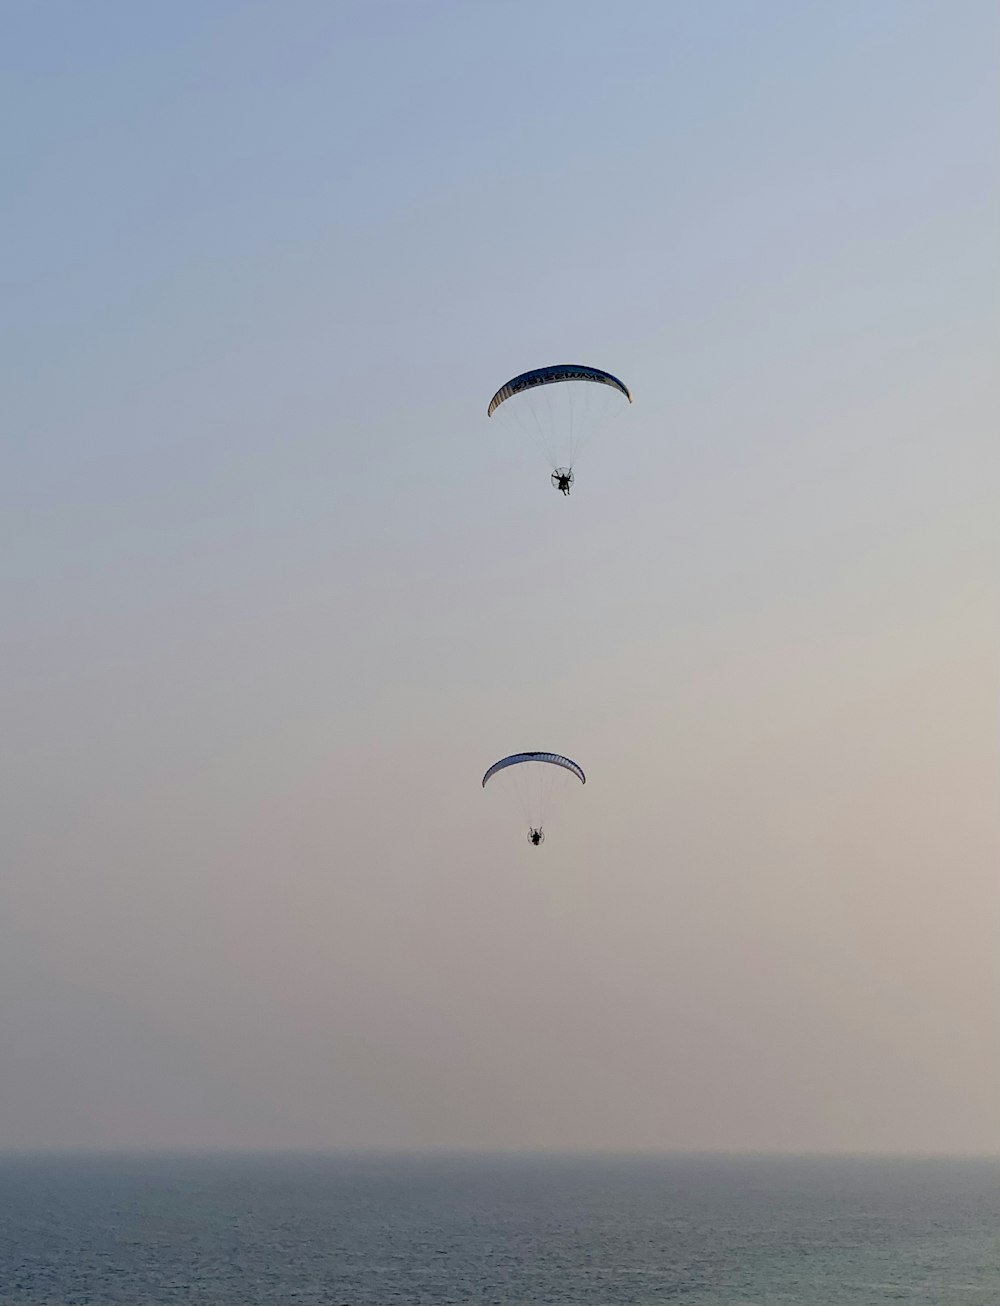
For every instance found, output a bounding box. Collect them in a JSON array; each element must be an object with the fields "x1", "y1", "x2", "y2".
[
  {"x1": 477, "y1": 364, "x2": 626, "y2": 860},
  {"x1": 488, "y1": 364, "x2": 631, "y2": 495},
  {"x1": 482, "y1": 751, "x2": 586, "y2": 845}
]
